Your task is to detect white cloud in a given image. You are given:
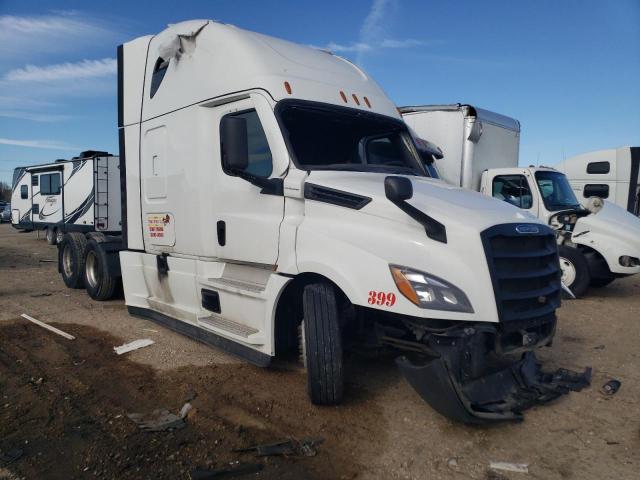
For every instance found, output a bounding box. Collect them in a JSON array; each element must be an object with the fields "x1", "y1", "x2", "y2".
[
  {"x1": 4, "y1": 58, "x2": 116, "y2": 82},
  {"x1": 312, "y1": 0, "x2": 425, "y2": 65},
  {"x1": 0, "y1": 12, "x2": 122, "y2": 60},
  {"x1": 0, "y1": 138, "x2": 80, "y2": 151},
  {"x1": 0, "y1": 111, "x2": 72, "y2": 122}
]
